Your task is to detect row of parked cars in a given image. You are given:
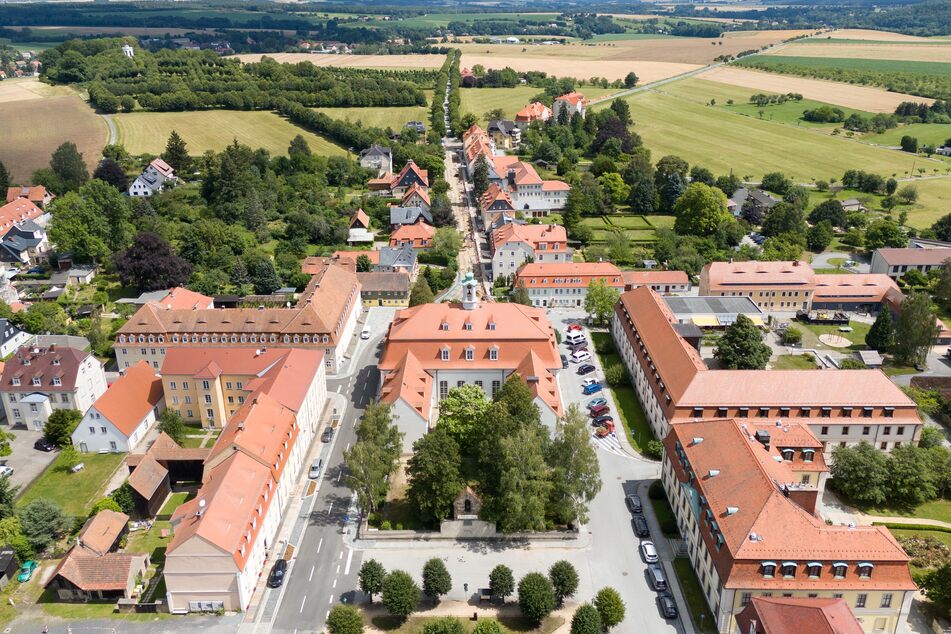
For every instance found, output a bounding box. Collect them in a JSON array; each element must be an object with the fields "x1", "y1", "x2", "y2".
[{"x1": 626, "y1": 492, "x2": 678, "y2": 620}]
